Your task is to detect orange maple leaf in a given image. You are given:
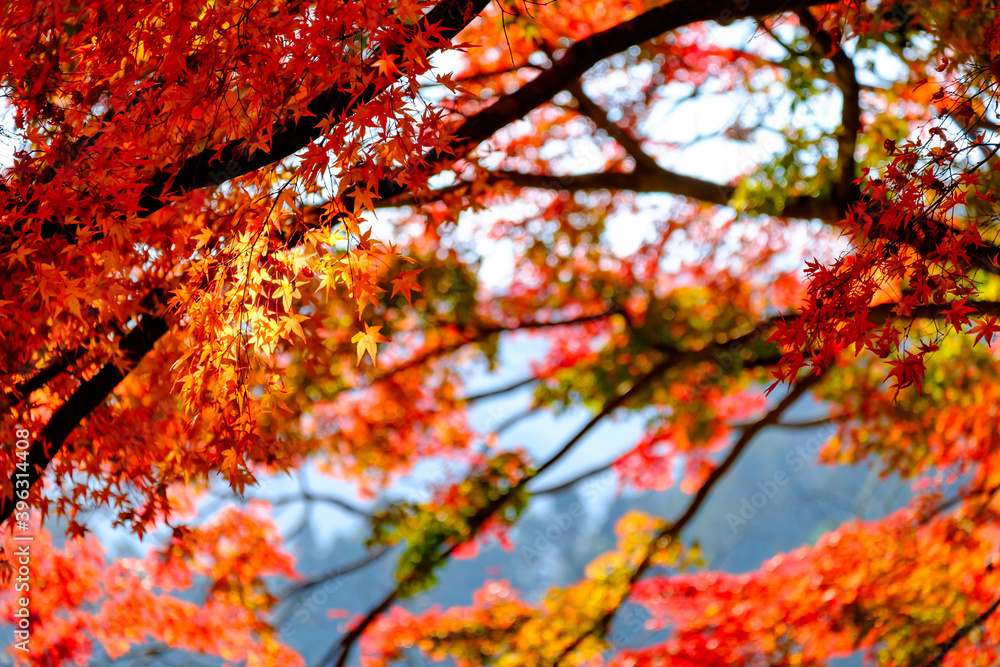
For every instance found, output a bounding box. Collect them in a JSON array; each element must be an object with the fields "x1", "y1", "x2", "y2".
[{"x1": 391, "y1": 268, "x2": 424, "y2": 306}]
